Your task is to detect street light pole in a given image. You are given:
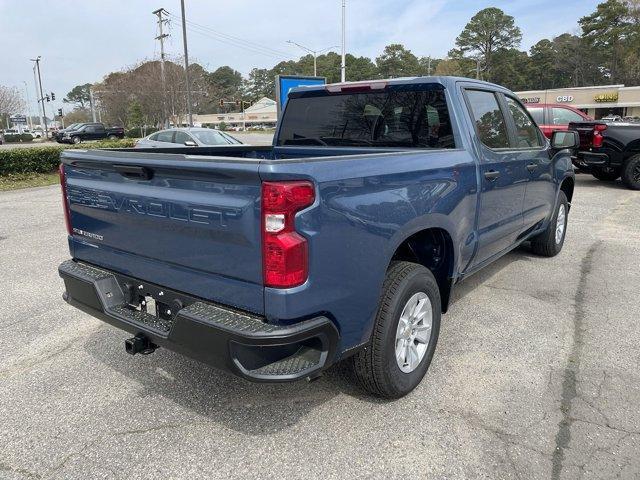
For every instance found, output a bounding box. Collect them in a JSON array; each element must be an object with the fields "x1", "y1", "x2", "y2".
[
  {"x1": 341, "y1": 0, "x2": 346, "y2": 82},
  {"x1": 30, "y1": 56, "x2": 48, "y2": 138},
  {"x1": 180, "y1": 0, "x2": 193, "y2": 127},
  {"x1": 22, "y1": 81, "x2": 33, "y2": 130},
  {"x1": 287, "y1": 41, "x2": 339, "y2": 77}
]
